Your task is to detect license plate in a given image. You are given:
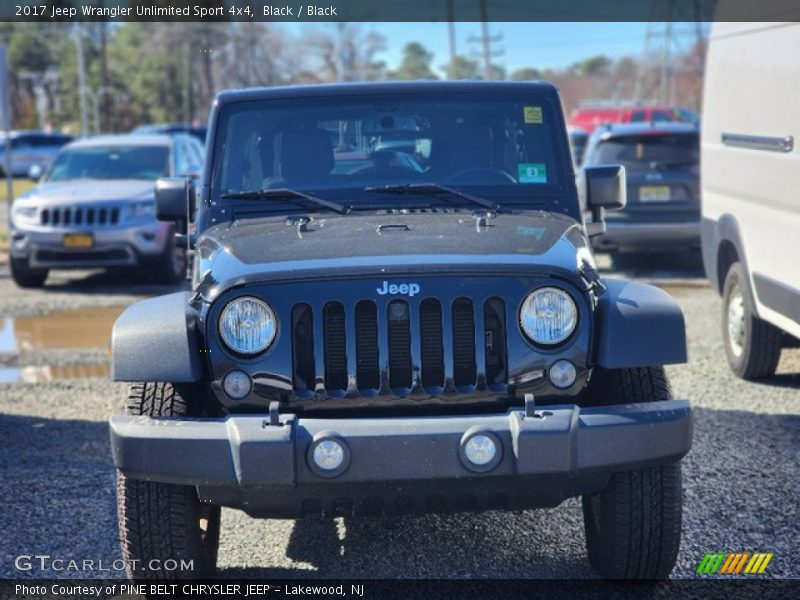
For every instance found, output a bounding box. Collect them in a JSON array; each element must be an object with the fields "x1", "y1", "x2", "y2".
[
  {"x1": 63, "y1": 233, "x2": 94, "y2": 248},
  {"x1": 639, "y1": 186, "x2": 671, "y2": 202}
]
